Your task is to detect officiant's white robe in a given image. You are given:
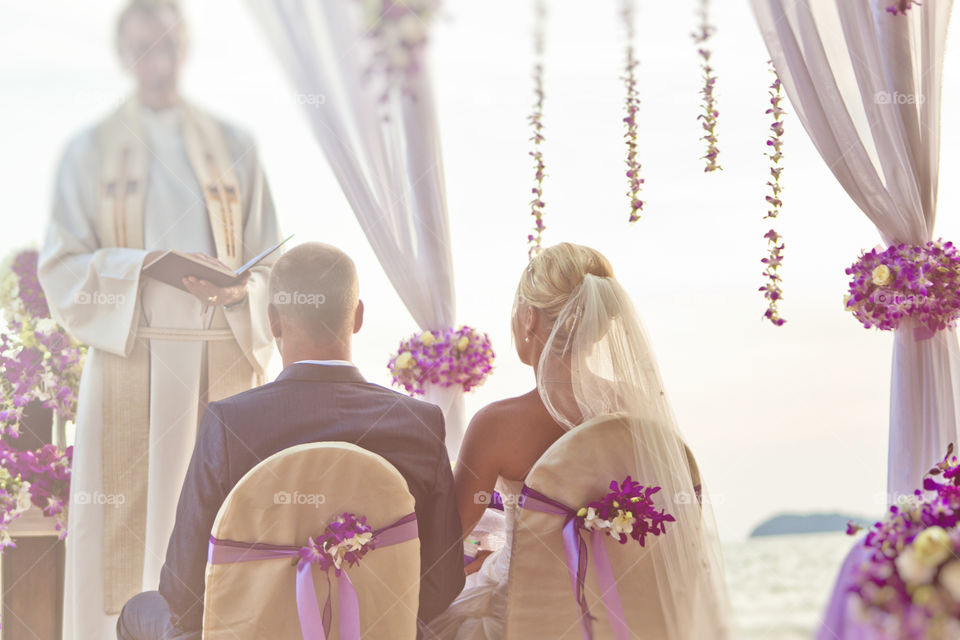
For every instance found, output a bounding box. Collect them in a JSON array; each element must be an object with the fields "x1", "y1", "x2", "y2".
[{"x1": 39, "y1": 105, "x2": 280, "y2": 640}]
